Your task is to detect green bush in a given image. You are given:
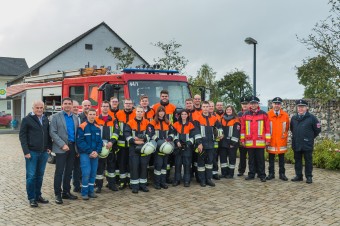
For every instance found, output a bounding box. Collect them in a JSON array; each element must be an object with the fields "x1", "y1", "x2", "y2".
[{"x1": 285, "y1": 138, "x2": 340, "y2": 170}]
